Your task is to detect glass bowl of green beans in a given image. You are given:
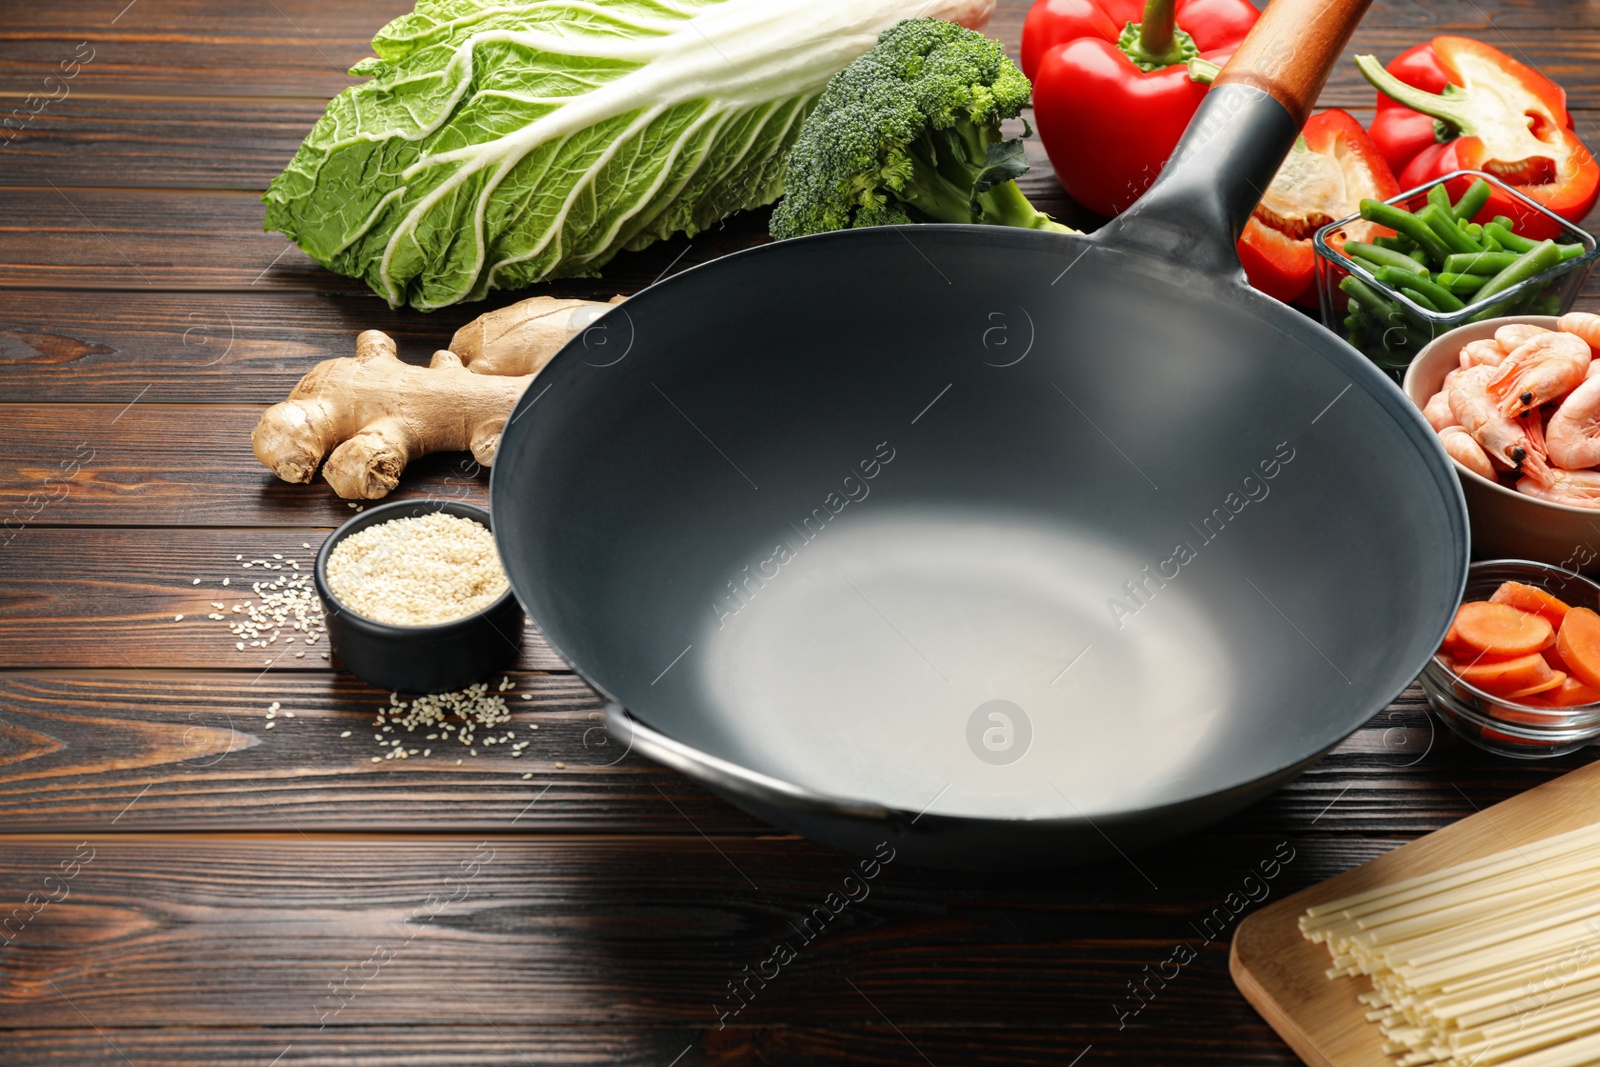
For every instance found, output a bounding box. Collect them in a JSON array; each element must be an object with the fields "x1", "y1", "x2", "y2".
[{"x1": 1313, "y1": 170, "x2": 1598, "y2": 376}]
